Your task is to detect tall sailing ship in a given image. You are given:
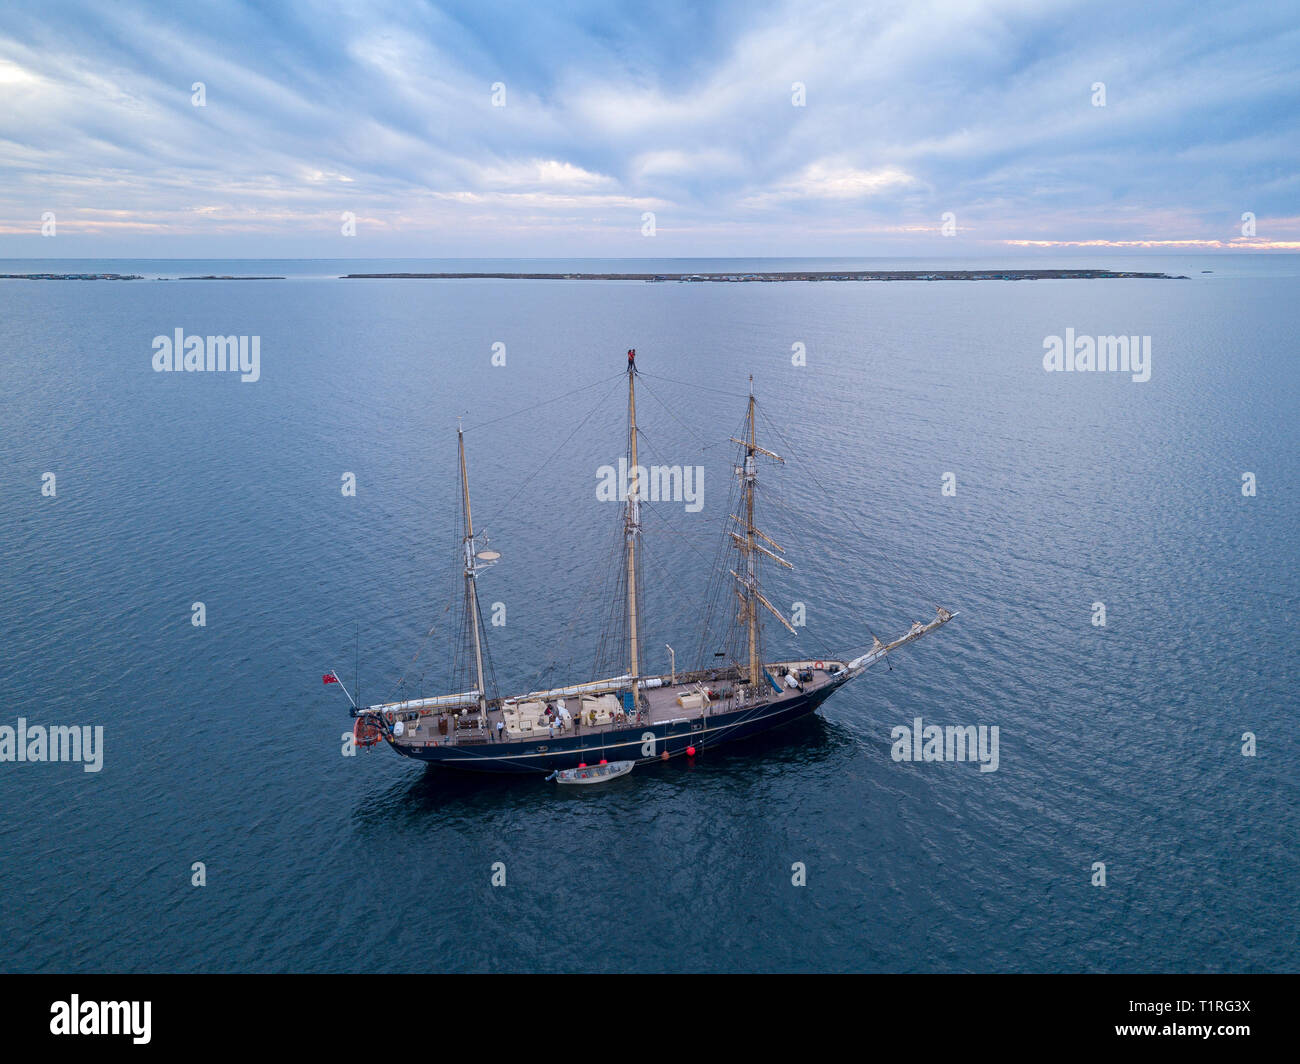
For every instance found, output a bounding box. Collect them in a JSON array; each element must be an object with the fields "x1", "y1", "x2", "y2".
[{"x1": 328, "y1": 350, "x2": 956, "y2": 775}]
